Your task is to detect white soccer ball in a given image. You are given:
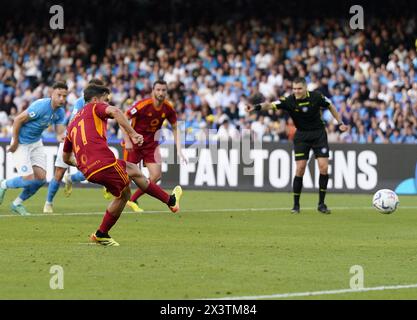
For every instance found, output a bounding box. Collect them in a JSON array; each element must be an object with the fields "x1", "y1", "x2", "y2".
[{"x1": 372, "y1": 189, "x2": 399, "y2": 214}]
